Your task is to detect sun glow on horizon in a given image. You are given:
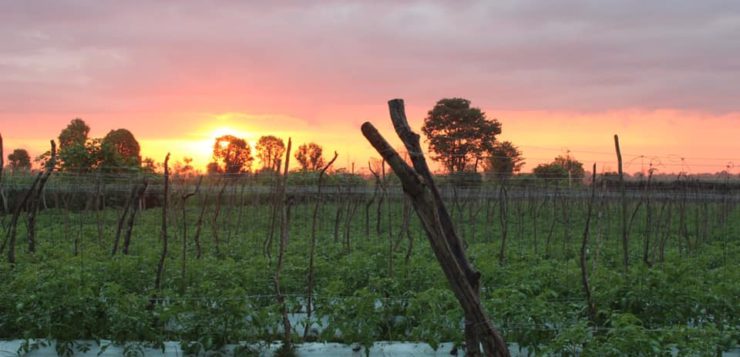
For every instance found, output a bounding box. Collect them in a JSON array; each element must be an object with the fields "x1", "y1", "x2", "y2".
[{"x1": 181, "y1": 123, "x2": 259, "y2": 171}]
